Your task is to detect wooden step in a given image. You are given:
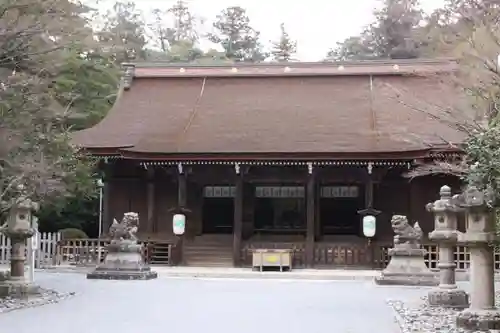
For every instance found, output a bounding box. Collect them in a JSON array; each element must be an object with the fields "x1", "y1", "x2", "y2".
[
  {"x1": 184, "y1": 247, "x2": 233, "y2": 253},
  {"x1": 186, "y1": 261, "x2": 233, "y2": 267},
  {"x1": 184, "y1": 247, "x2": 233, "y2": 266},
  {"x1": 149, "y1": 242, "x2": 174, "y2": 265}
]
